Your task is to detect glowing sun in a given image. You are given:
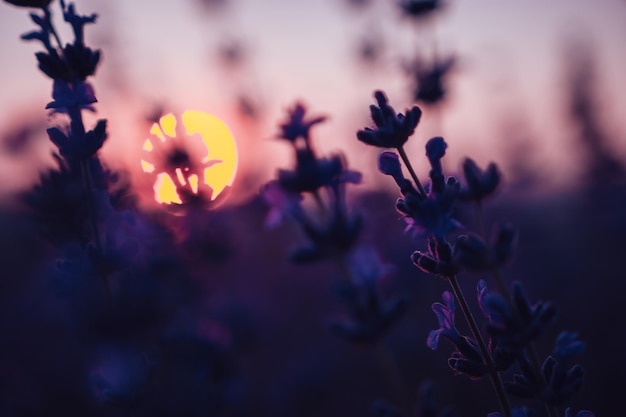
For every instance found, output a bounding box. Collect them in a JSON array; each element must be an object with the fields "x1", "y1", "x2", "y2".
[{"x1": 141, "y1": 111, "x2": 237, "y2": 205}]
